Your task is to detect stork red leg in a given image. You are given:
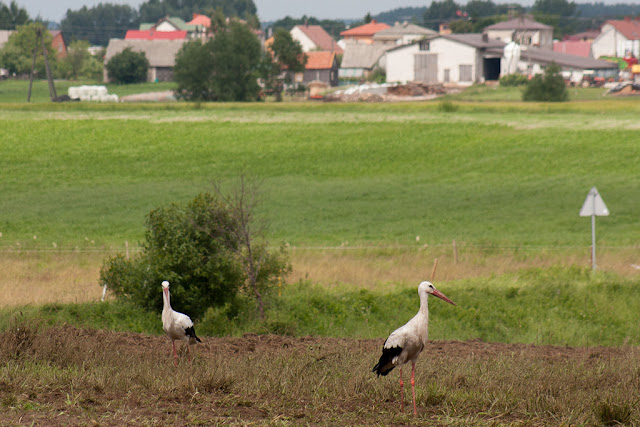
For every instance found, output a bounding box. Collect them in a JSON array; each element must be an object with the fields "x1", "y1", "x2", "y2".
[
  {"x1": 411, "y1": 361, "x2": 417, "y2": 416},
  {"x1": 172, "y1": 341, "x2": 178, "y2": 367},
  {"x1": 399, "y1": 366, "x2": 404, "y2": 412}
]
